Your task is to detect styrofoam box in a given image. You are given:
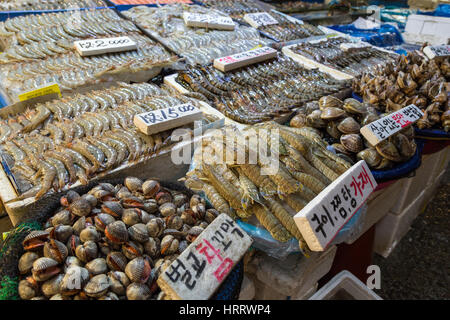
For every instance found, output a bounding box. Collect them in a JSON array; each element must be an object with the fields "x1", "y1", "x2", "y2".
[
  {"x1": 405, "y1": 14, "x2": 450, "y2": 39},
  {"x1": 253, "y1": 246, "x2": 337, "y2": 297},
  {"x1": 309, "y1": 270, "x2": 382, "y2": 300},
  {"x1": 345, "y1": 178, "x2": 408, "y2": 245}
]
